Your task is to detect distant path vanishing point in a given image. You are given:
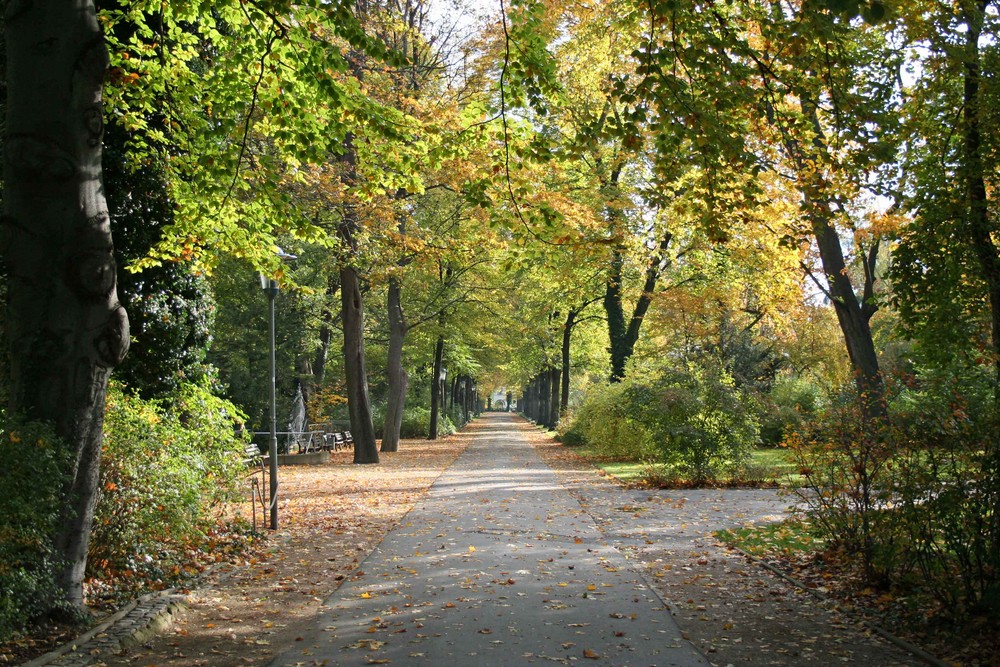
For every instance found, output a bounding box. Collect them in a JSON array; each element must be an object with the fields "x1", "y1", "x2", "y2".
[{"x1": 270, "y1": 412, "x2": 710, "y2": 667}]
